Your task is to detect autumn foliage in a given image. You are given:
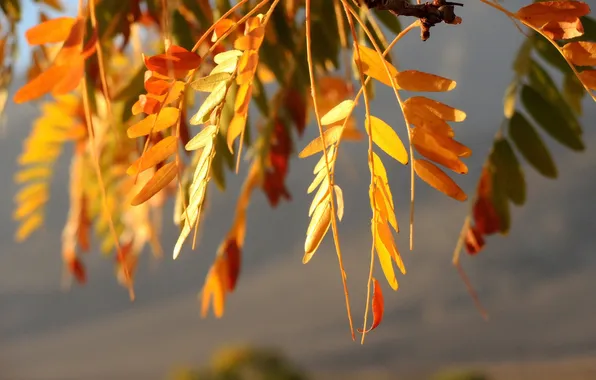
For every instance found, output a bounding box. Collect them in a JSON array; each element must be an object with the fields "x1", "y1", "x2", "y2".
[{"x1": 3, "y1": 0, "x2": 595, "y2": 340}]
